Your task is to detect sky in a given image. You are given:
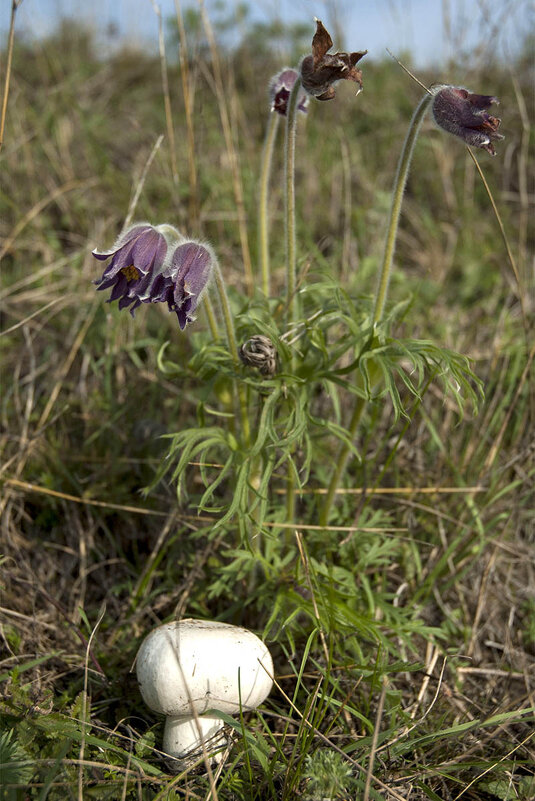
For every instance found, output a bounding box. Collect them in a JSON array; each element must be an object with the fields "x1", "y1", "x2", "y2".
[{"x1": 1, "y1": 0, "x2": 533, "y2": 67}]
